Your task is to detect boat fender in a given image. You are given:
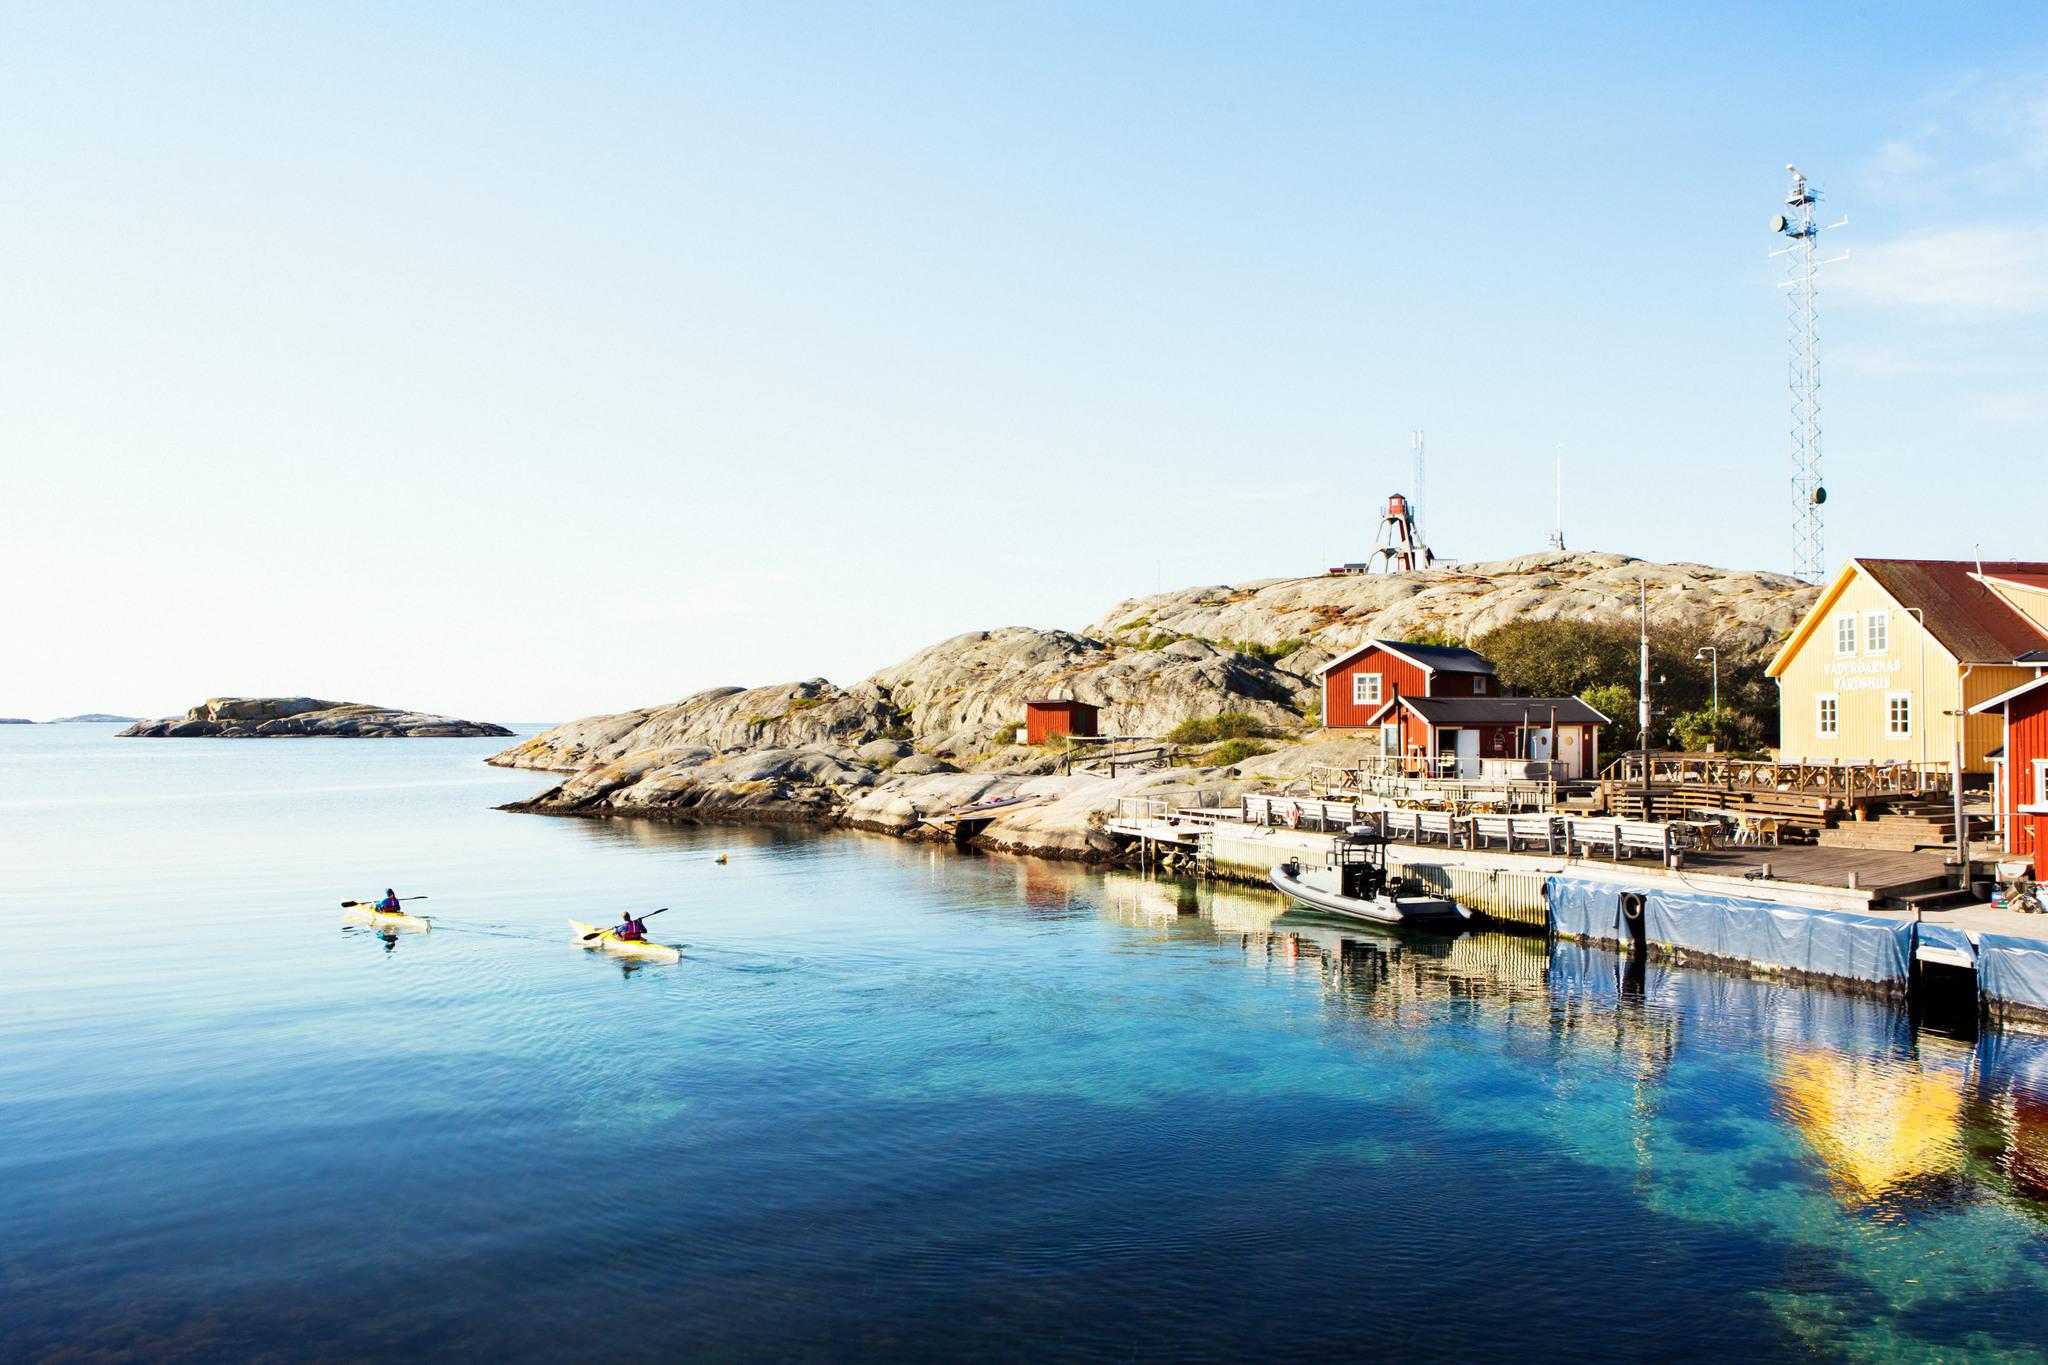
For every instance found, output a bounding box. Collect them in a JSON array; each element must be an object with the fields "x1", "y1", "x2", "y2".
[{"x1": 1286, "y1": 801, "x2": 1301, "y2": 829}]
